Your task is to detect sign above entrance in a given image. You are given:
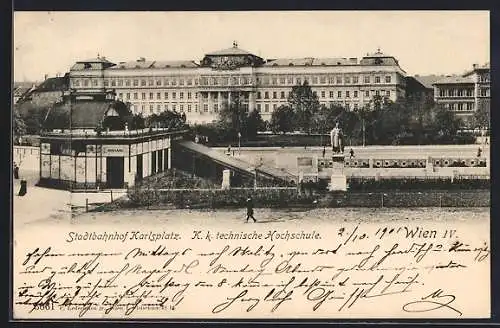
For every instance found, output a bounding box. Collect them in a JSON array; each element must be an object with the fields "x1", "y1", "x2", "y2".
[{"x1": 102, "y1": 145, "x2": 126, "y2": 156}]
